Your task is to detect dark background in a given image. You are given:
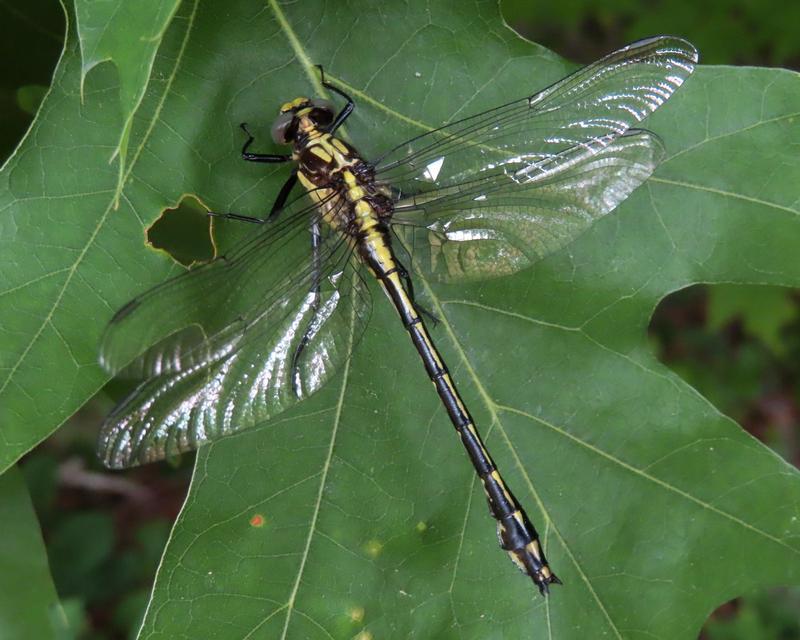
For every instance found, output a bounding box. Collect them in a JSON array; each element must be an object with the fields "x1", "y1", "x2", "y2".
[{"x1": 2, "y1": 1, "x2": 798, "y2": 637}]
